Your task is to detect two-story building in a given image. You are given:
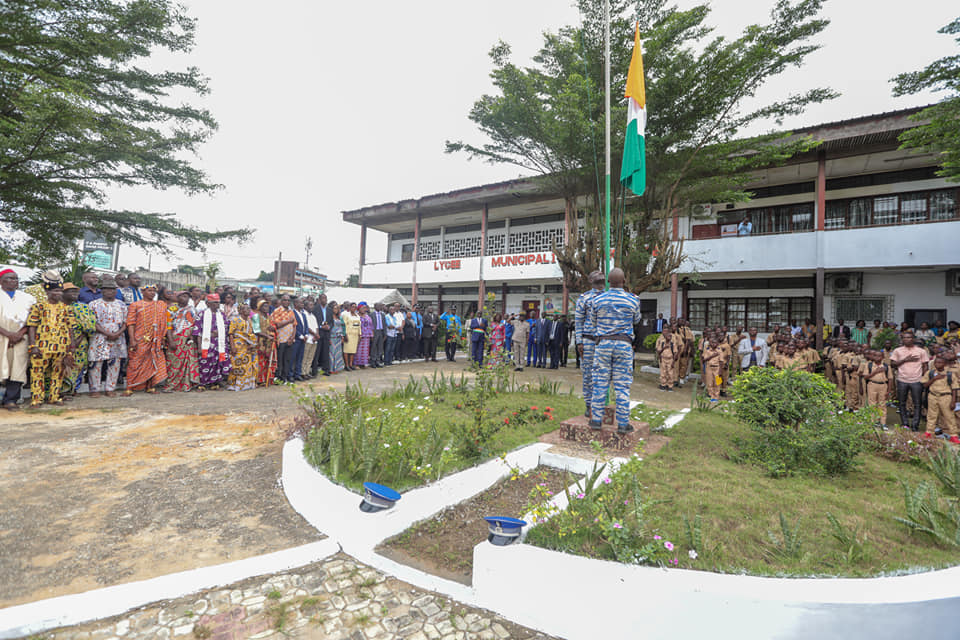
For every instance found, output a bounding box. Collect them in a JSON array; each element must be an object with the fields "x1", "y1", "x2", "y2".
[{"x1": 343, "y1": 106, "x2": 960, "y2": 336}]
